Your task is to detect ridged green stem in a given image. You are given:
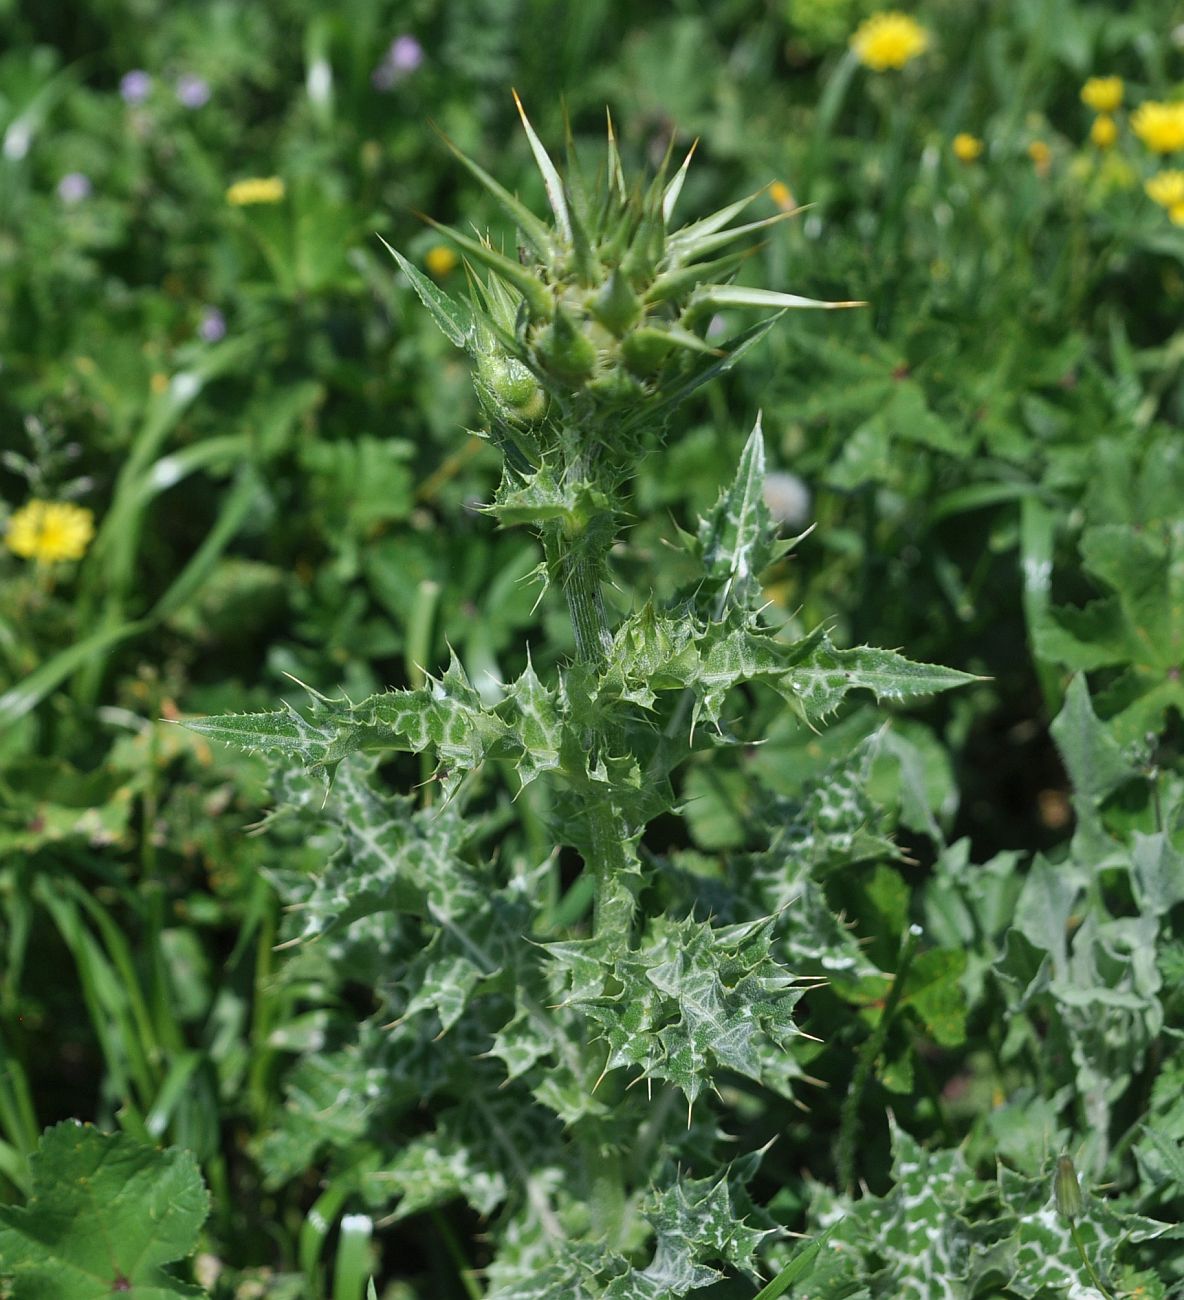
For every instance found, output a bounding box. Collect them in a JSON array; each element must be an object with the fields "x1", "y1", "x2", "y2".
[{"x1": 562, "y1": 546, "x2": 612, "y2": 665}]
